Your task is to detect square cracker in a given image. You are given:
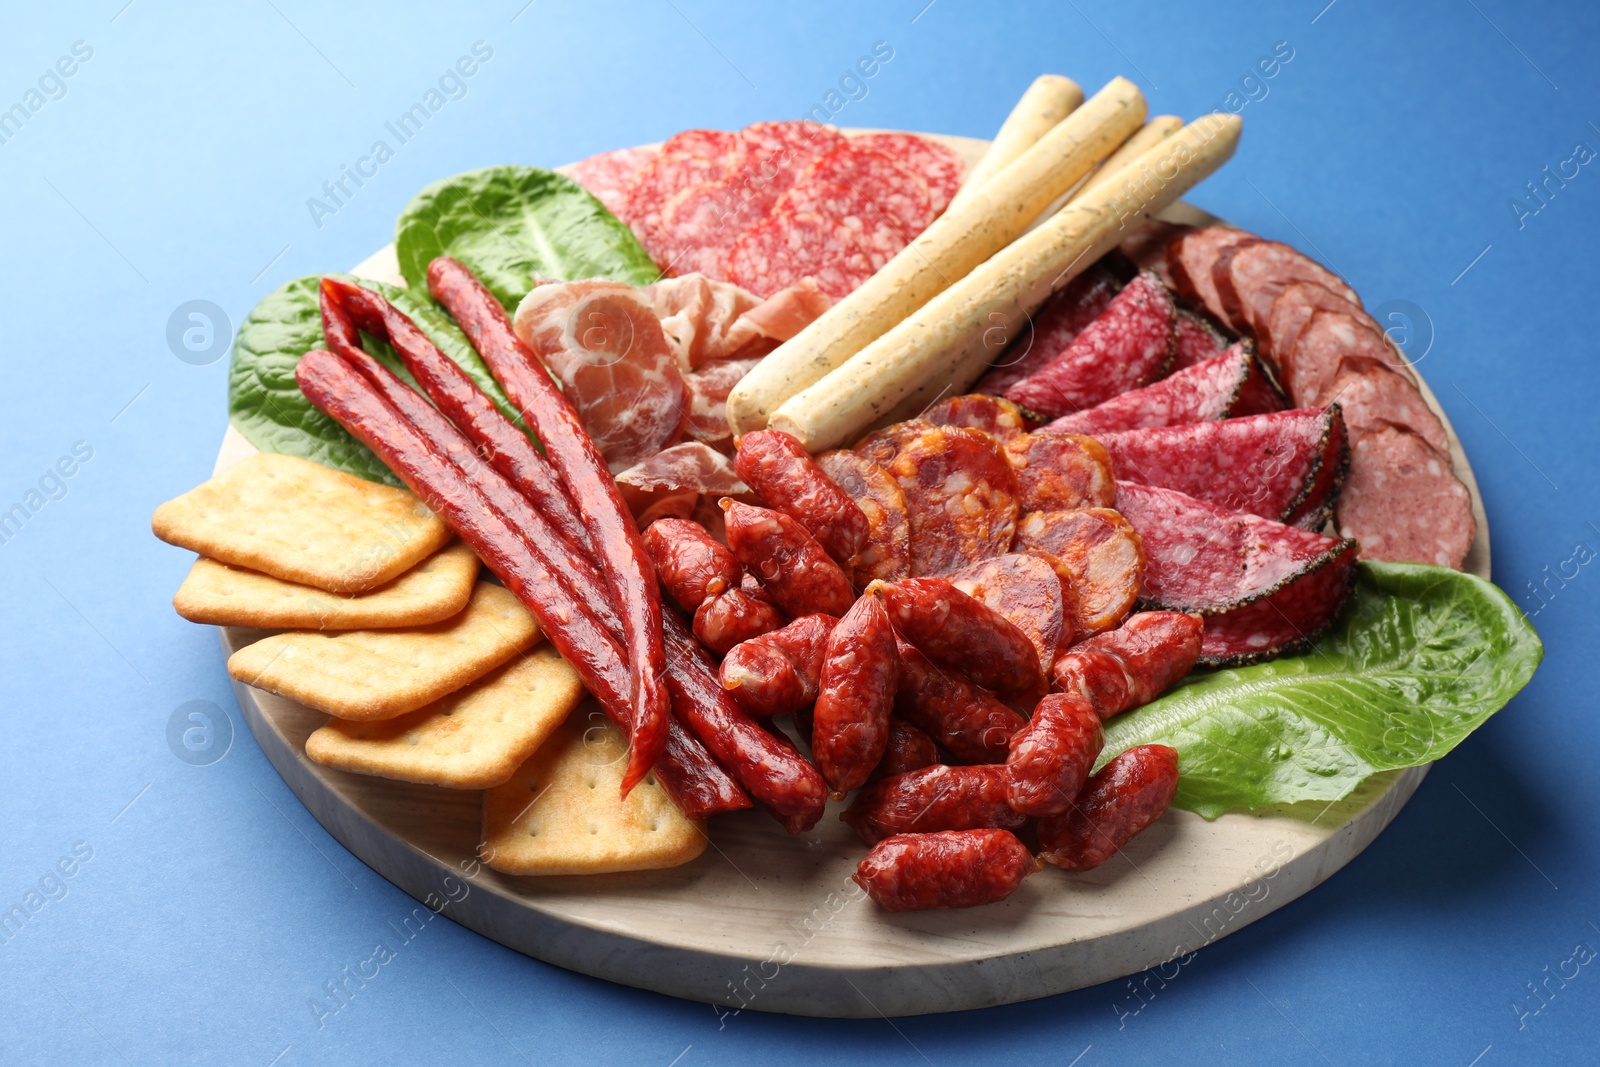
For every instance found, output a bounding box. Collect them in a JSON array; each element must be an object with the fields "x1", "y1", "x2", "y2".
[
  {"x1": 304, "y1": 643, "x2": 584, "y2": 788},
  {"x1": 482, "y1": 706, "x2": 706, "y2": 876},
  {"x1": 227, "y1": 582, "x2": 539, "y2": 720},
  {"x1": 152, "y1": 452, "x2": 451, "y2": 593},
  {"x1": 174, "y1": 541, "x2": 479, "y2": 630}
]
